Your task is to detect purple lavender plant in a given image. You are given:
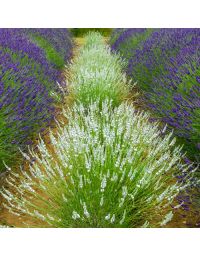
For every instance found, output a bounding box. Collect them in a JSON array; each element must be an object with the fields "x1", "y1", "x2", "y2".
[
  {"x1": 0, "y1": 28, "x2": 73, "y2": 171},
  {"x1": 25, "y1": 28, "x2": 73, "y2": 63},
  {"x1": 110, "y1": 28, "x2": 200, "y2": 226},
  {"x1": 110, "y1": 28, "x2": 200, "y2": 162}
]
